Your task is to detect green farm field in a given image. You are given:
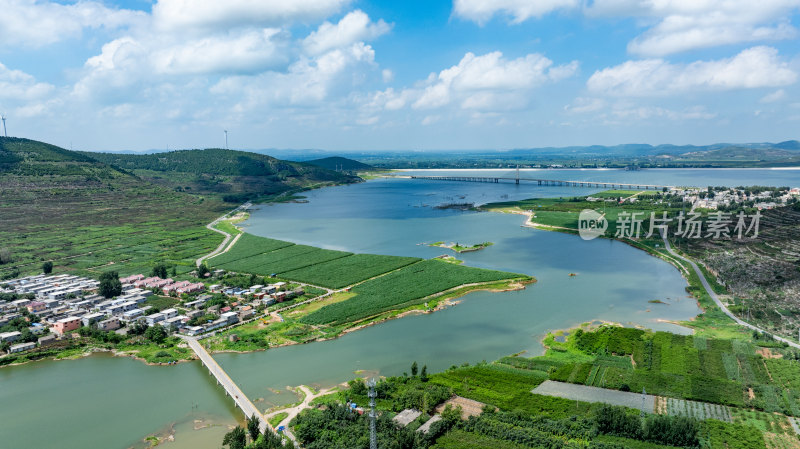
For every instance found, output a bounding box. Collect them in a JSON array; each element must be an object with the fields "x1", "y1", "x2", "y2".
[
  {"x1": 279, "y1": 253, "x2": 421, "y2": 288},
  {"x1": 301, "y1": 260, "x2": 529, "y2": 325}
]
